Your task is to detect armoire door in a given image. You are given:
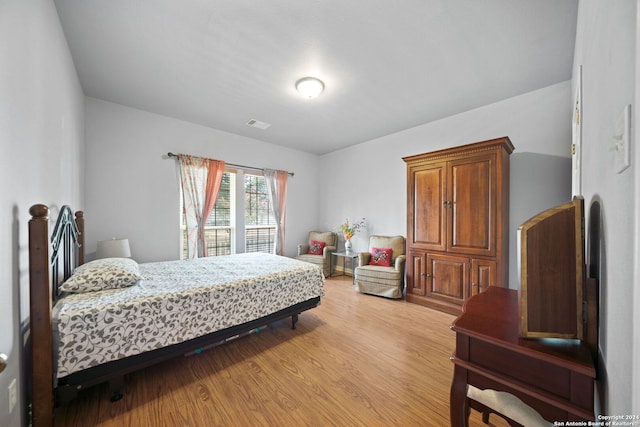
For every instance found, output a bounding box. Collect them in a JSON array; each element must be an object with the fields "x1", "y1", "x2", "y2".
[
  {"x1": 406, "y1": 250, "x2": 427, "y2": 296},
  {"x1": 470, "y1": 259, "x2": 497, "y2": 296},
  {"x1": 408, "y1": 162, "x2": 446, "y2": 251},
  {"x1": 447, "y1": 153, "x2": 497, "y2": 257},
  {"x1": 426, "y1": 253, "x2": 469, "y2": 304}
]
